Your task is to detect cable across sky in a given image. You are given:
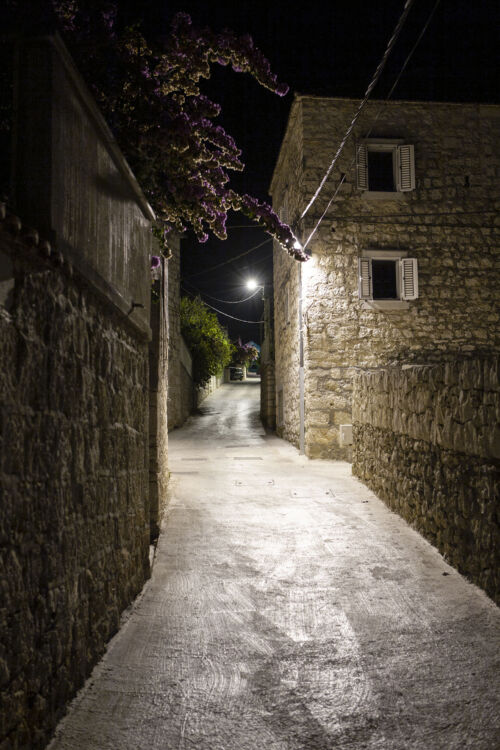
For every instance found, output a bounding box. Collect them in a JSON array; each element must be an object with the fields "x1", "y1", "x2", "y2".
[
  {"x1": 185, "y1": 238, "x2": 272, "y2": 279},
  {"x1": 182, "y1": 279, "x2": 263, "y2": 305},
  {"x1": 299, "y1": 0, "x2": 417, "y2": 225},
  {"x1": 181, "y1": 286, "x2": 263, "y2": 324},
  {"x1": 301, "y1": 0, "x2": 442, "y2": 251}
]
